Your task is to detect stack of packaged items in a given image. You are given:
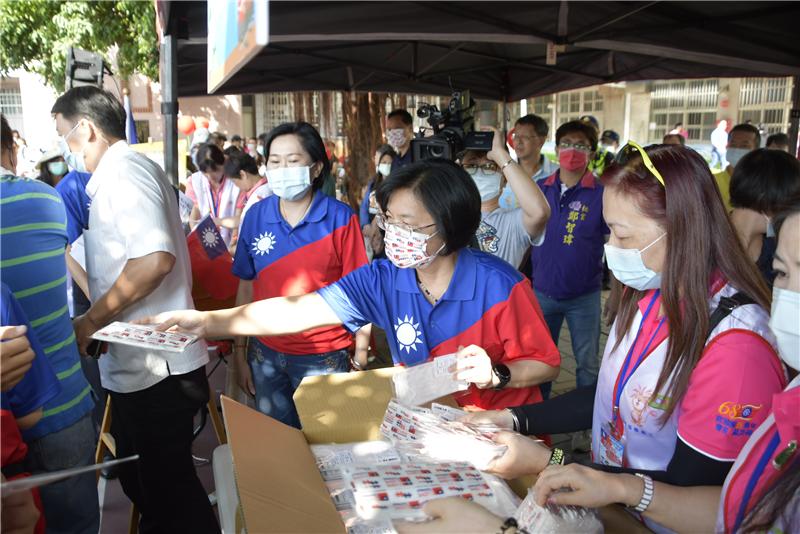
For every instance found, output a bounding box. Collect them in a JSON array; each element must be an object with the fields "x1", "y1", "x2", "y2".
[{"x1": 380, "y1": 399, "x2": 507, "y2": 470}]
